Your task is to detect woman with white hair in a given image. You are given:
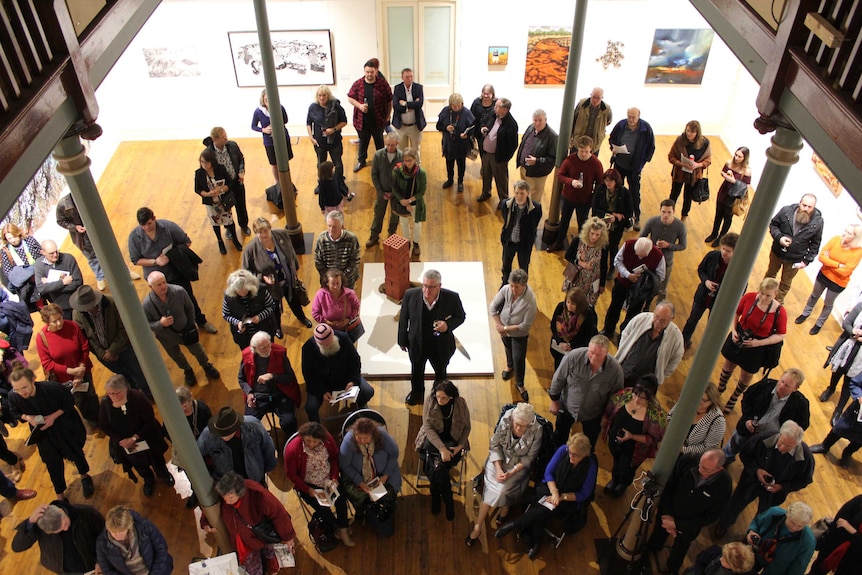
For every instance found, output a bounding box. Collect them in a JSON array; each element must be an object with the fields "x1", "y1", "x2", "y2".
[
  {"x1": 796, "y1": 223, "x2": 862, "y2": 335},
  {"x1": 222, "y1": 269, "x2": 279, "y2": 350},
  {"x1": 466, "y1": 403, "x2": 543, "y2": 547},
  {"x1": 746, "y1": 502, "x2": 815, "y2": 575}
]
